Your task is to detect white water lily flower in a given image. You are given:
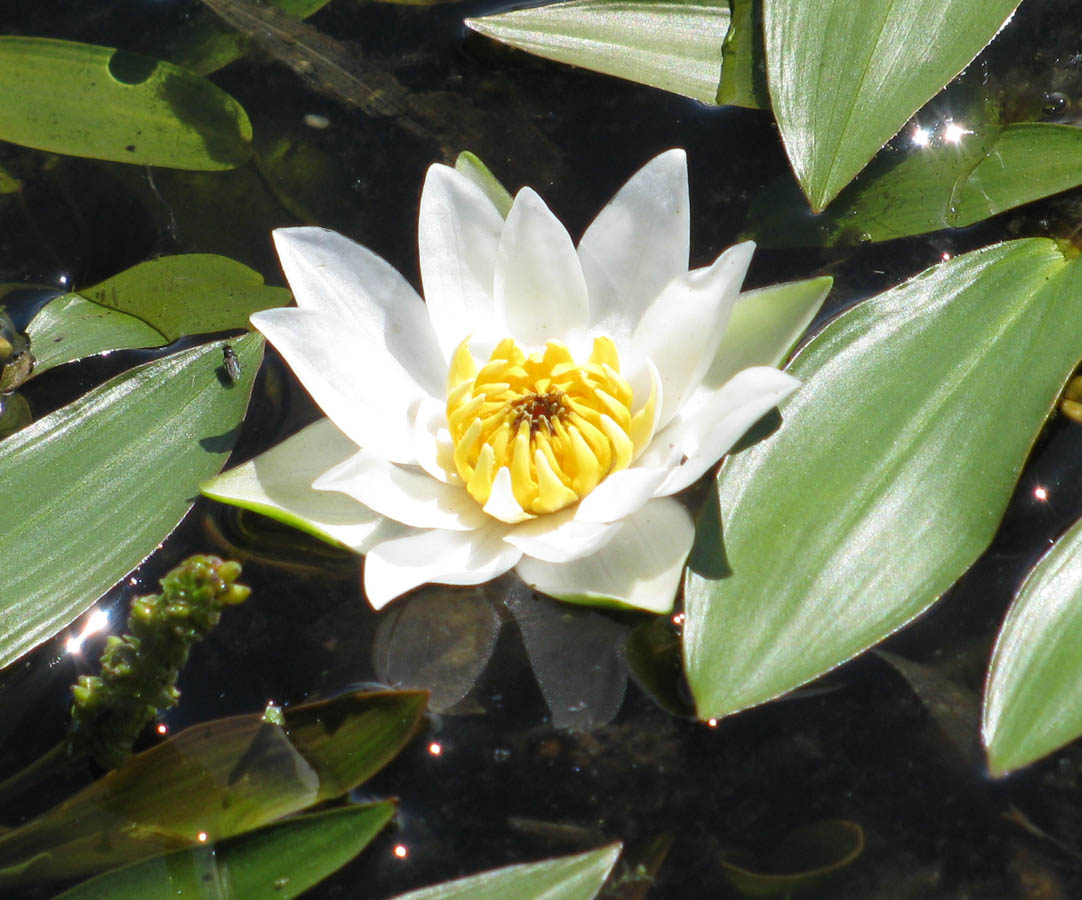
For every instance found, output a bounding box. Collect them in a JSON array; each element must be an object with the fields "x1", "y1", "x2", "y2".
[{"x1": 204, "y1": 150, "x2": 817, "y2": 613}]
